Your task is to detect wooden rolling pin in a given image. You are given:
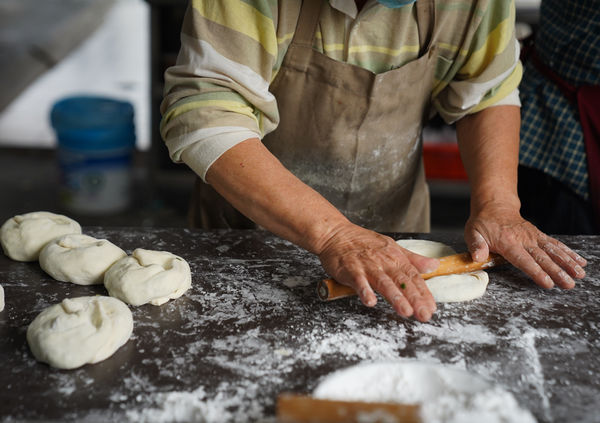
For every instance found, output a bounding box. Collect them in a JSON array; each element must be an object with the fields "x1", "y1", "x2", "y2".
[
  {"x1": 277, "y1": 393, "x2": 421, "y2": 423},
  {"x1": 317, "y1": 252, "x2": 506, "y2": 301}
]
